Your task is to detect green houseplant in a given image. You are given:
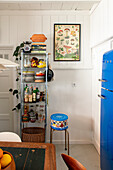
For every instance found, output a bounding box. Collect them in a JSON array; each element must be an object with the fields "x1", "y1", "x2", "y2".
[{"x1": 9, "y1": 42, "x2": 24, "y2": 111}]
